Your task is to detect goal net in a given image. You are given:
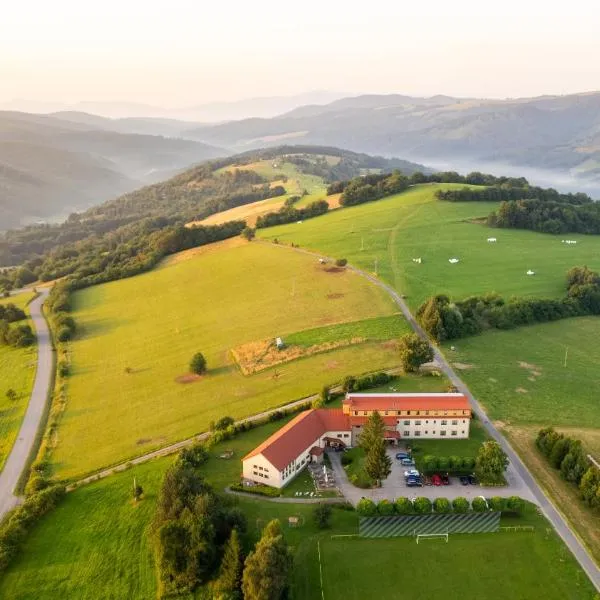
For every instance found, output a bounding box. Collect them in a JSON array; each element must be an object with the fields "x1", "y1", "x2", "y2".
[{"x1": 416, "y1": 532, "x2": 449, "y2": 544}]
